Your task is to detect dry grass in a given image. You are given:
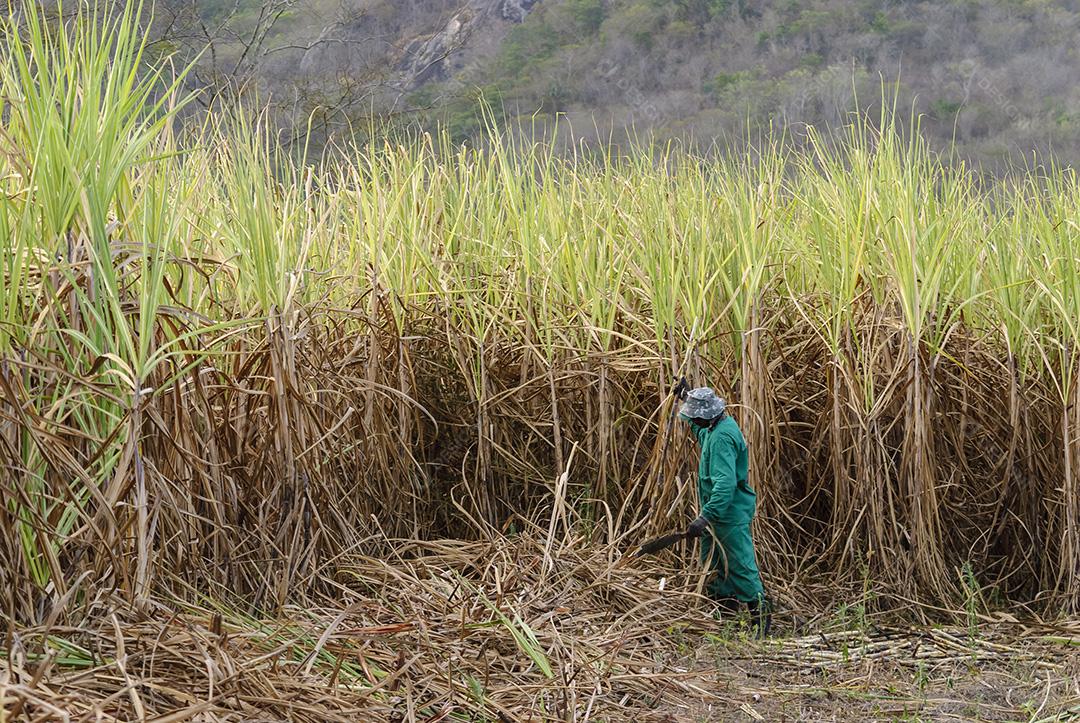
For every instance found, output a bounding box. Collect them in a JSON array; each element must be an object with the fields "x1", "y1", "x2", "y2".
[{"x1": 5, "y1": 533, "x2": 1079, "y2": 721}]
